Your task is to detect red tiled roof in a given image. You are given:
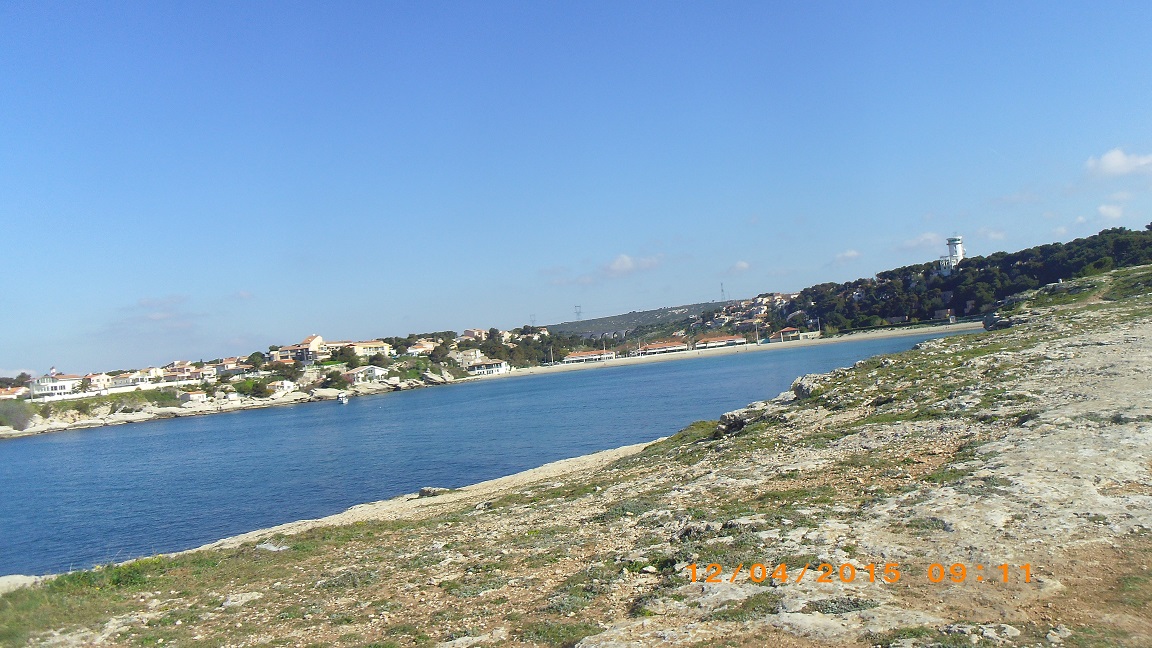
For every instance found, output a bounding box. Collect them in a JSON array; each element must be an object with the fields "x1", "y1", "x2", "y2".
[
  {"x1": 697, "y1": 335, "x2": 745, "y2": 343},
  {"x1": 641, "y1": 341, "x2": 686, "y2": 350}
]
